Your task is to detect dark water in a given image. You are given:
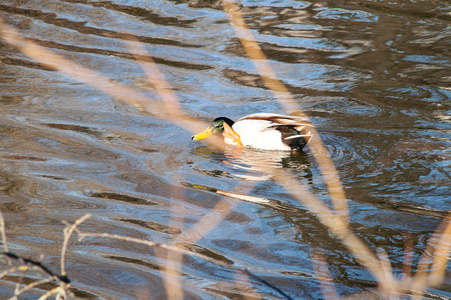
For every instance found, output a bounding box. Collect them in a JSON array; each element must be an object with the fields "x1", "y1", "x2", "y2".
[{"x1": 0, "y1": 0, "x2": 450, "y2": 299}]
